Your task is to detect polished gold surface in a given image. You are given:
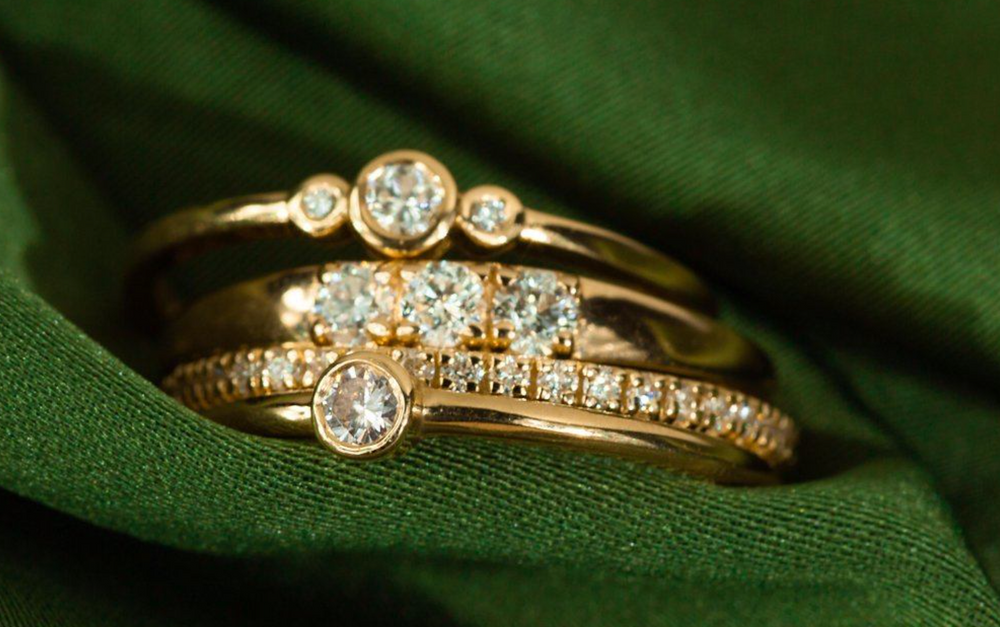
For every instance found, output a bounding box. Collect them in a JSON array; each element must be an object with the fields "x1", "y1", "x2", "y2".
[
  {"x1": 126, "y1": 150, "x2": 716, "y2": 321},
  {"x1": 163, "y1": 261, "x2": 773, "y2": 394}
]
